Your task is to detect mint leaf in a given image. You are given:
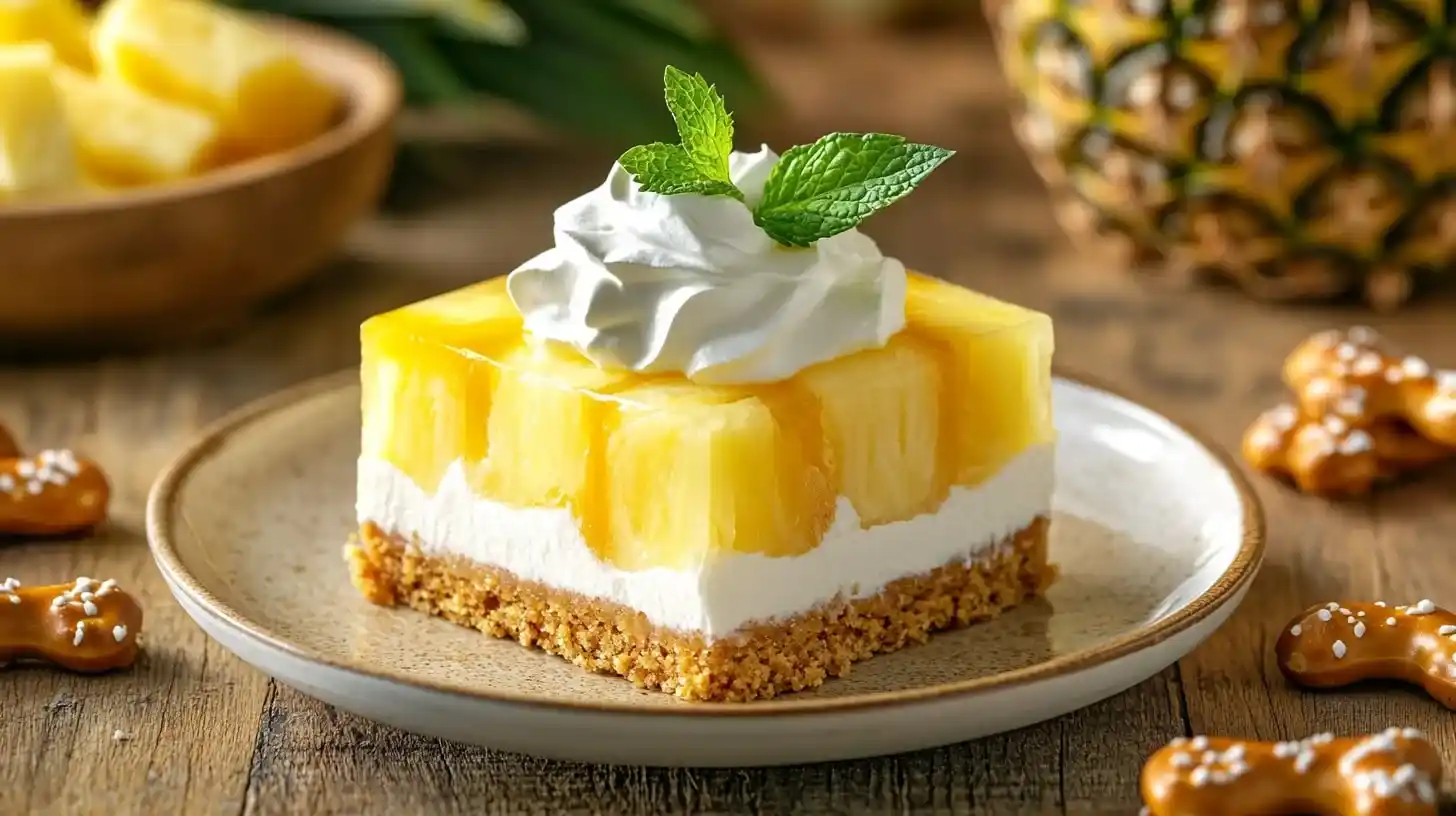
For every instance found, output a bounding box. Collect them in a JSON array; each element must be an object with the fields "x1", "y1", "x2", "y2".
[
  {"x1": 619, "y1": 143, "x2": 742, "y2": 199},
  {"x1": 753, "y1": 133, "x2": 954, "y2": 247},
  {"x1": 662, "y1": 66, "x2": 734, "y2": 184}
]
